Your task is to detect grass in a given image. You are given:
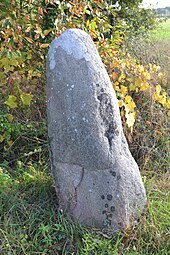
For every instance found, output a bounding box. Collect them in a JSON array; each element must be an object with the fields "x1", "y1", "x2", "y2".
[
  {"x1": 0, "y1": 161, "x2": 170, "y2": 255},
  {"x1": 1, "y1": 105, "x2": 168, "y2": 254},
  {"x1": 151, "y1": 19, "x2": 170, "y2": 41},
  {"x1": 127, "y1": 18, "x2": 170, "y2": 90}
]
